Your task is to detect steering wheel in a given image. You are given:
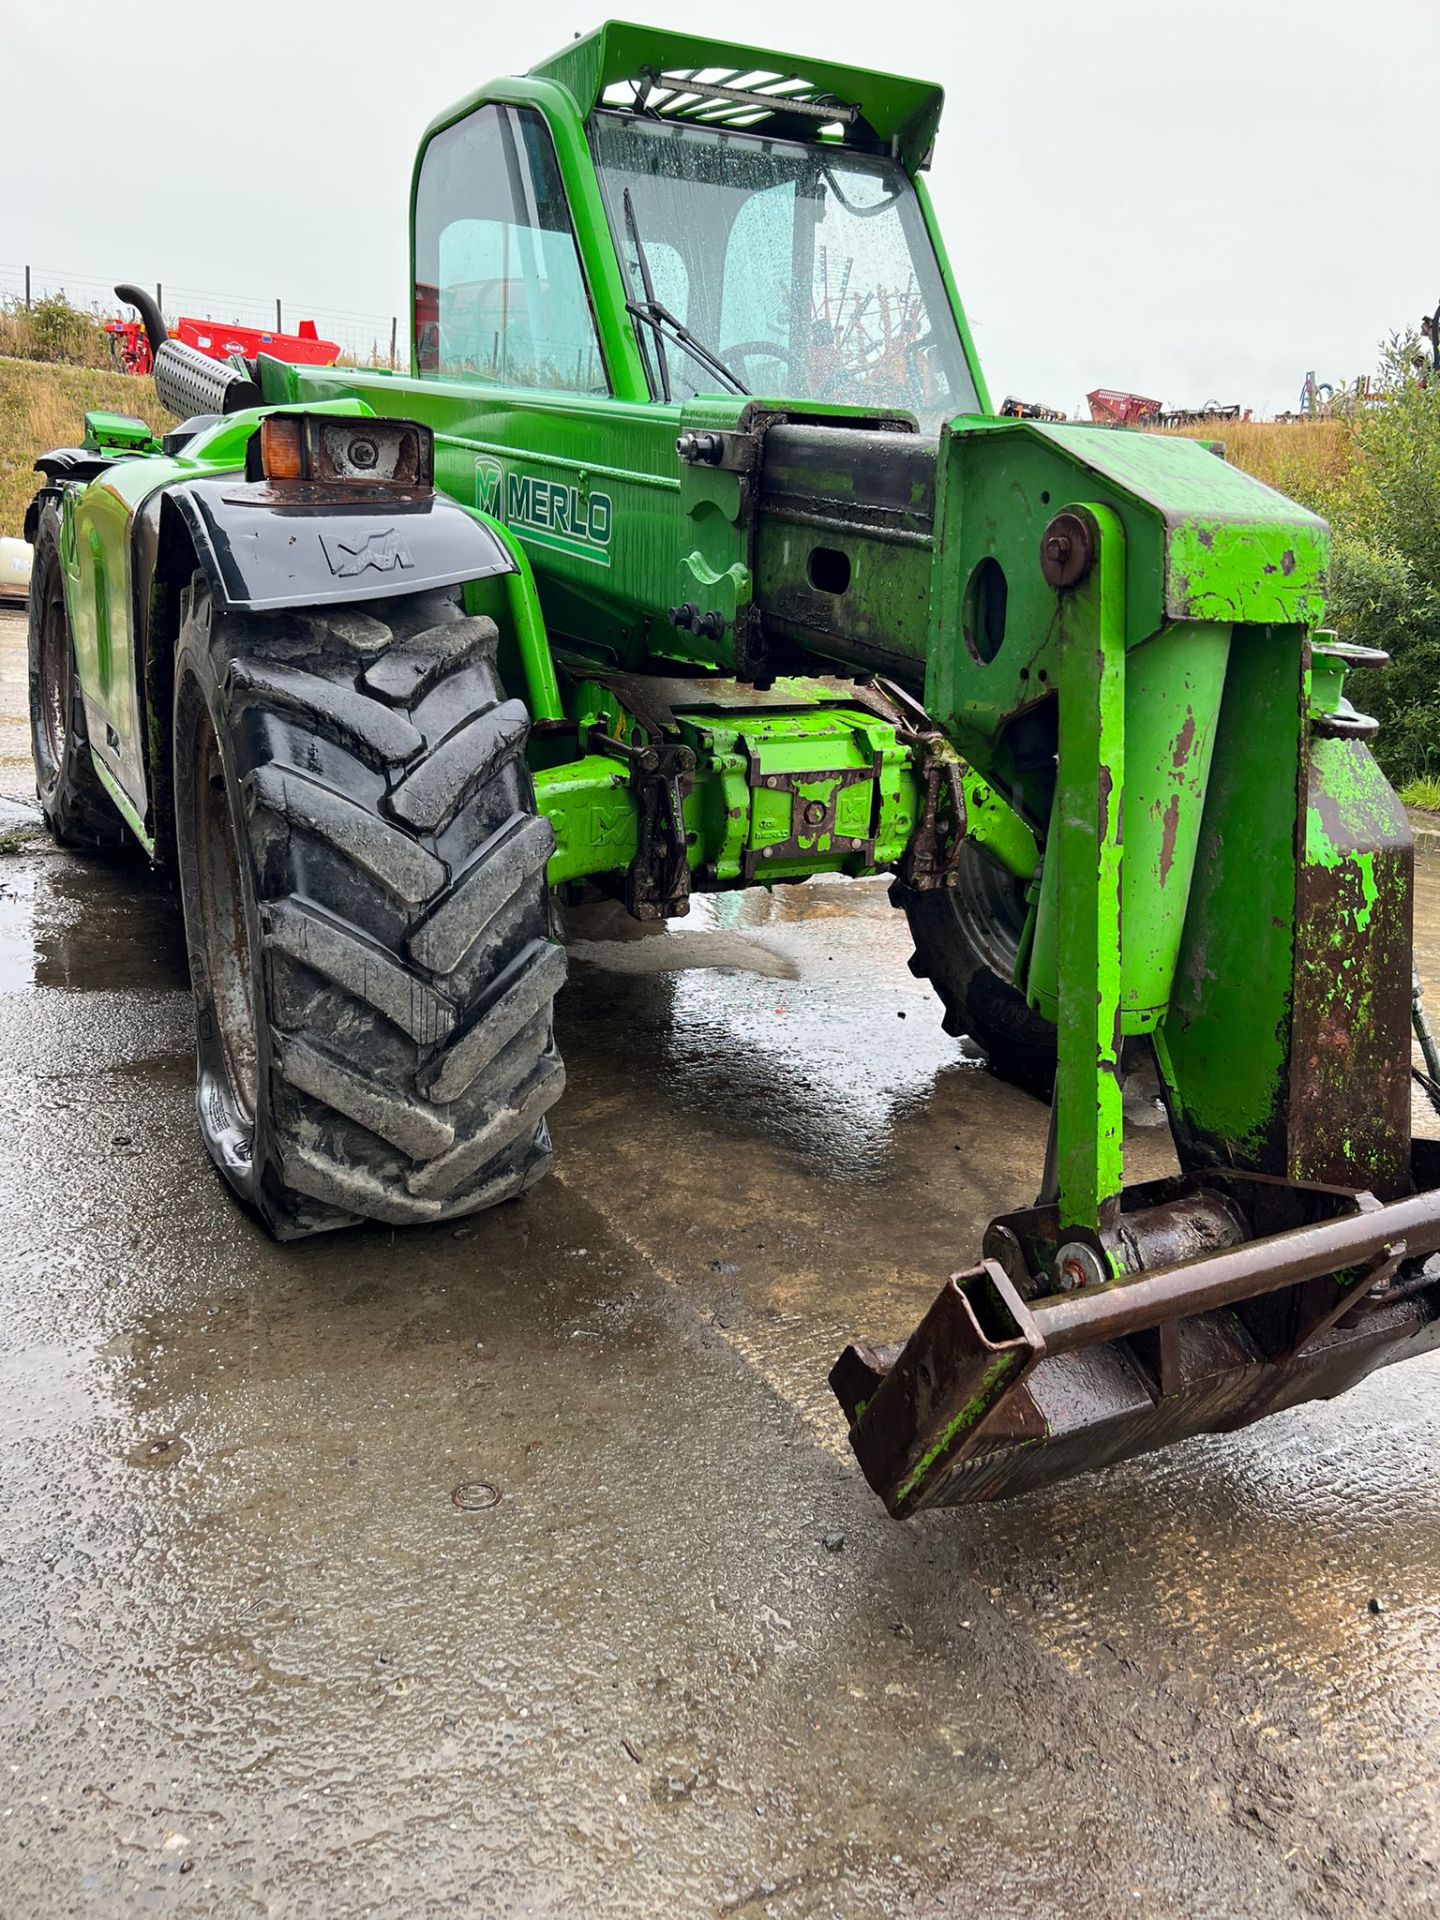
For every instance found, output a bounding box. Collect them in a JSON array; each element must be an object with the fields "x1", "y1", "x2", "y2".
[{"x1": 724, "y1": 340, "x2": 804, "y2": 388}]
